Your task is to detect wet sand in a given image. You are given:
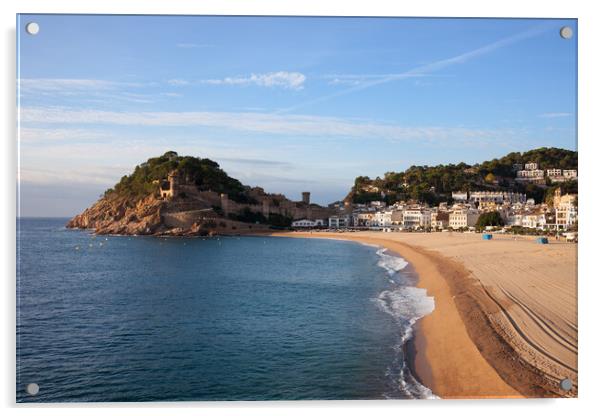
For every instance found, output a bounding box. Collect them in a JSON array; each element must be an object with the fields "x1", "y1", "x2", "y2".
[{"x1": 274, "y1": 231, "x2": 577, "y2": 399}]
